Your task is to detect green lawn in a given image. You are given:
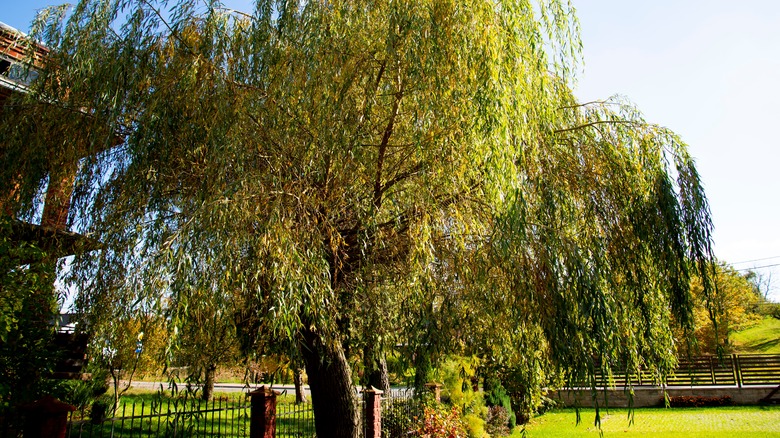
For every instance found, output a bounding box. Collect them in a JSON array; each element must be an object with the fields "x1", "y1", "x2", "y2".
[
  {"x1": 517, "y1": 406, "x2": 780, "y2": 437},
  {"x1": 731, "y1": 316, "x2": 780, "y2": 354}
]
